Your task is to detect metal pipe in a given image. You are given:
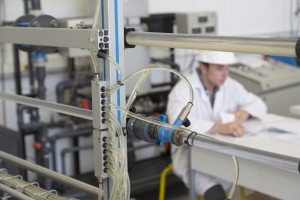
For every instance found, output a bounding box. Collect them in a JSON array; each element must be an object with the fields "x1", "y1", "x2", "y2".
[
  {"x1": 0, "y1": 92, "x2": 93, "y2": 120},
  {"x1": 0, "y1": 151, "x2": 99, "y2": 196},
  {"x1": 0, "y1": 27, "x2": 97, "y2": 49},
  {"x1": 183, "y1": 134, "x2": 300, "y2": 174},
  {"x1": 13, "y1": 45, "x2": 22, "y2": 95},
  {"x1": 126, "y1": 32, "x2": 299, "y2": 57},
  {"x1": 28, "y1": 55, "x2": 35, "y2": 95},
  {"x1": 61, "y1": 145, "x2": 93, "y2": 175},
  {"x1": 48, "y1": 128, "x2": 92, "y2": 172},
  {"x1": 0, "y1": 183, "x2": 34, "y2": 200},
  {"x1": 31, "y1": 0, "x2": 41, "y2": 10},
  {"x1": 23, "y1": 0, "x2": 30, "y2": 14}
]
